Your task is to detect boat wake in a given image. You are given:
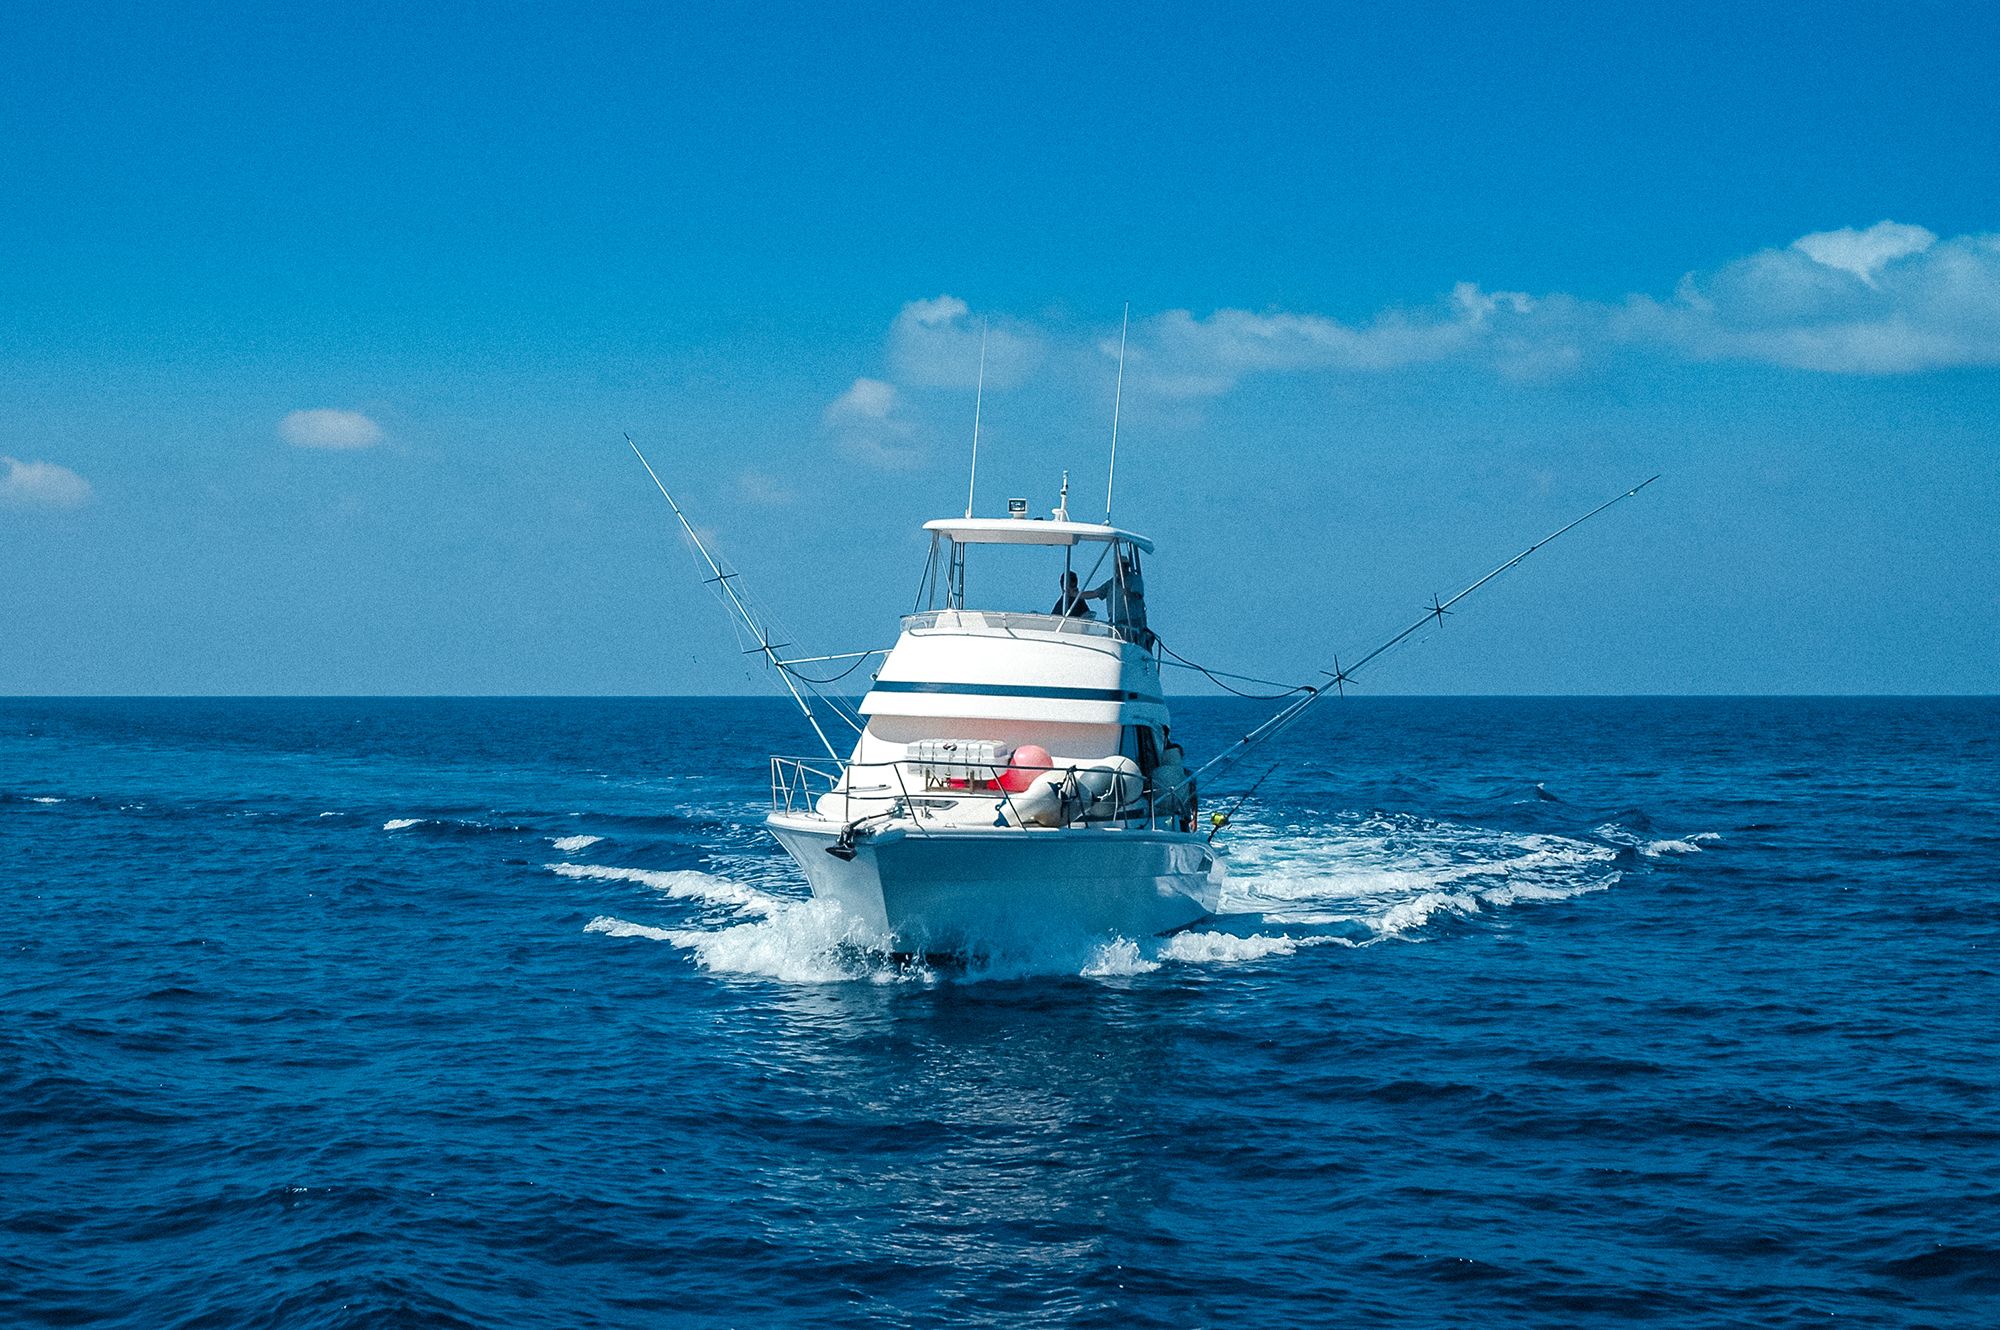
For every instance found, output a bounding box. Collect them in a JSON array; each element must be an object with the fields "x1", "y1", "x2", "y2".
[
  {"x1": 563, "y1": 810, "x2": 1693, "y2": 983},
  {"x1": 1217, "y1": 811, "x2": 1626, "y2": 940}
]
